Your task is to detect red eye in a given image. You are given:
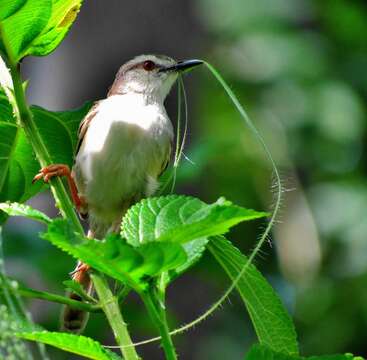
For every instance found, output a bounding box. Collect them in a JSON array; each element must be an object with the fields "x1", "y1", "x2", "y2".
[{"x1": 143, "y1": 60, "x2": 155, "y2": 71}]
